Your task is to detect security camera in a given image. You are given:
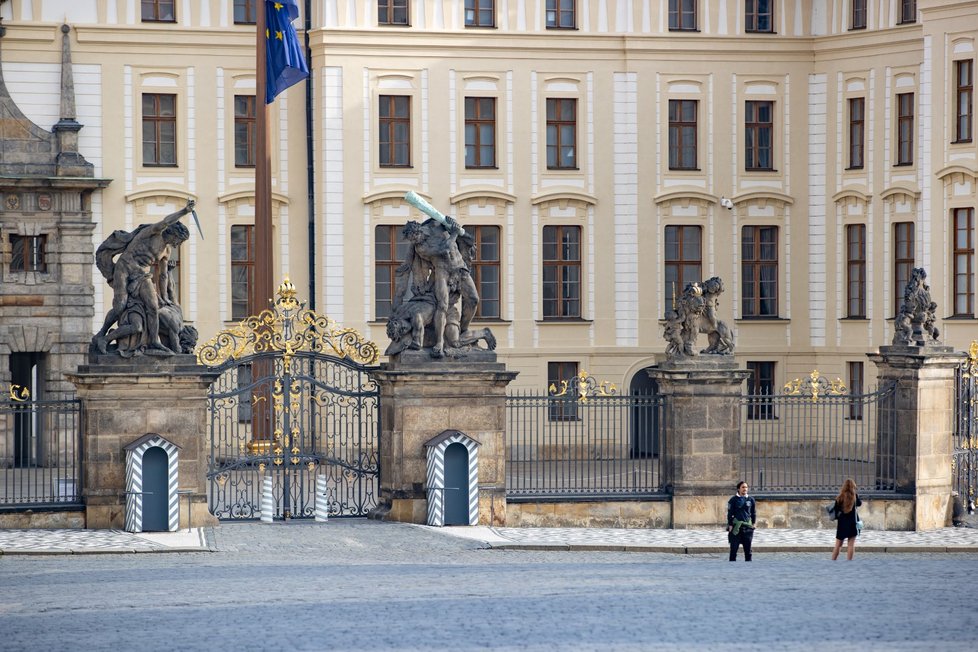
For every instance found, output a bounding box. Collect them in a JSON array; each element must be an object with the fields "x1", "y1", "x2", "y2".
[{"x1": 720, "y1": 197, "x2": 734, "y2": 210}]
